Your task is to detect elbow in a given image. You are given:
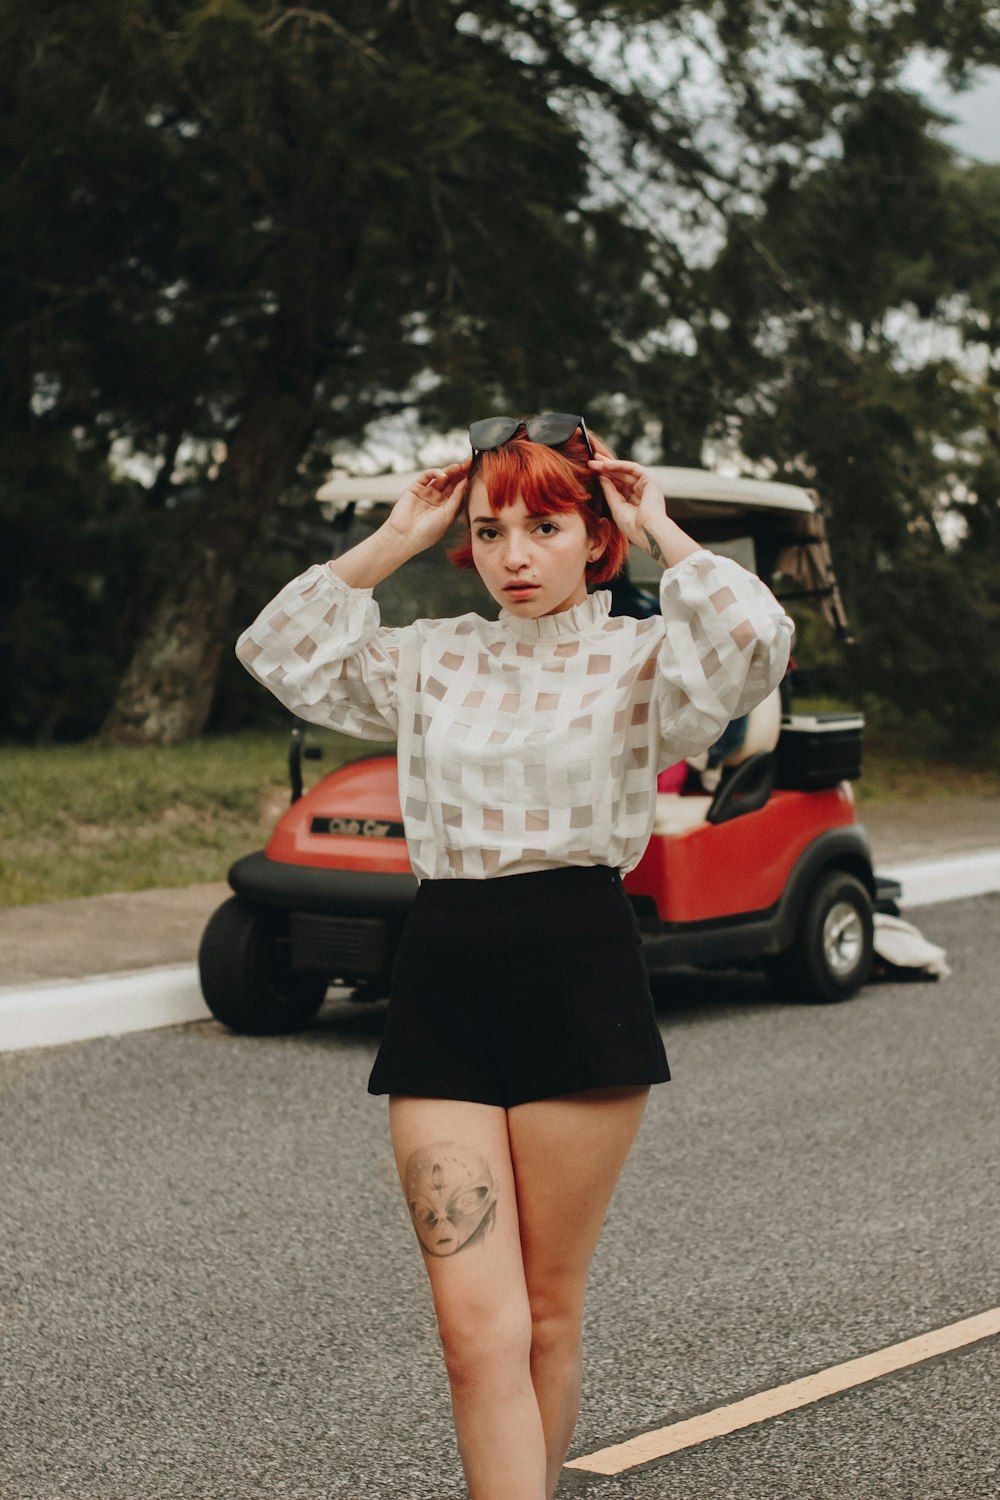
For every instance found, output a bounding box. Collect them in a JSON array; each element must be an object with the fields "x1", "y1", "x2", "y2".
[
  {"x1": 735, "y1": 624, "x2": 793, "y2": 714},
  {"x1": 234, "y1": 630, "x2": 265, "y2": 673},
  {"x1": 769, "y1": 614, "x2": 795, "y2": 688},
  {"x1": 740, "y1": 609, "x2": 793, "y2": 682},
  {"x1": 761, "y1": 628, "x2": 793, "y2": 695},
  {"x1": 660, "y1": 704, "x2": 732, "y2": 764}
]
